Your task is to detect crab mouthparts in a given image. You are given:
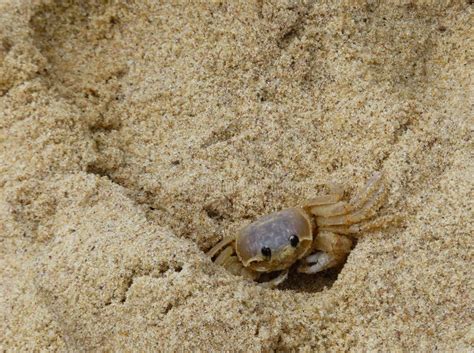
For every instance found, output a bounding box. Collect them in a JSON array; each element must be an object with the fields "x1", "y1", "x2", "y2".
[{"x1": 241, "y1": 256, "x2": 265, "y2": 268}]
